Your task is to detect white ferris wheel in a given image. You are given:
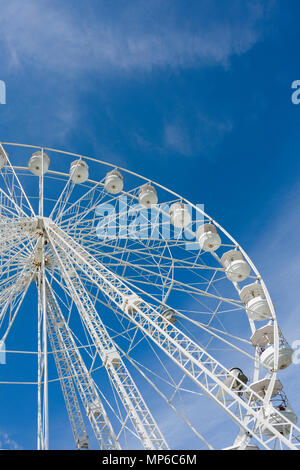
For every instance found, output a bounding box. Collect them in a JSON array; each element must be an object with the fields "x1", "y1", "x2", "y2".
[{"x1": 0, "y1": 142, "x2": 298, "y2": 451}]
